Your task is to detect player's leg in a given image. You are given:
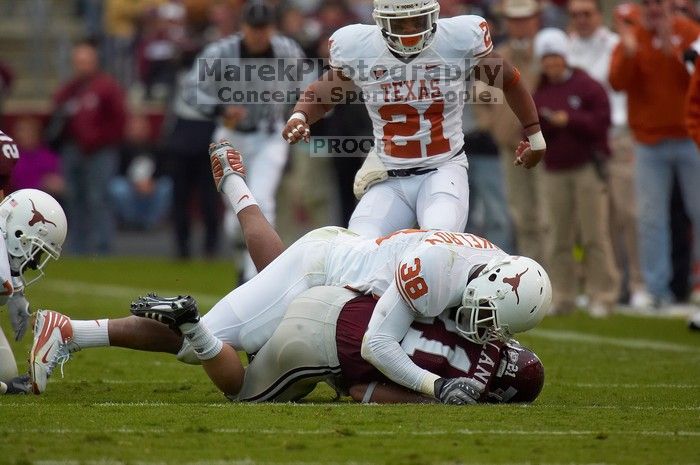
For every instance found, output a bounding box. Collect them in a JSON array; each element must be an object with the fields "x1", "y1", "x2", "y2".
[
  {"x1": 416, "y1": 162, "x2": 470, "y2": 232},
  {"x1": 186, "y1": 228, "x2": 338, "y2": 355},
  {"x1": 0, "y1": 328, "x2": 18, "y2": 382},
  {"x1": 348, "y1": 179, "x2": 416, "y2": 237},
  {"x1": 236, "y1": 287, "x2": 355, "y2": 402}
]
